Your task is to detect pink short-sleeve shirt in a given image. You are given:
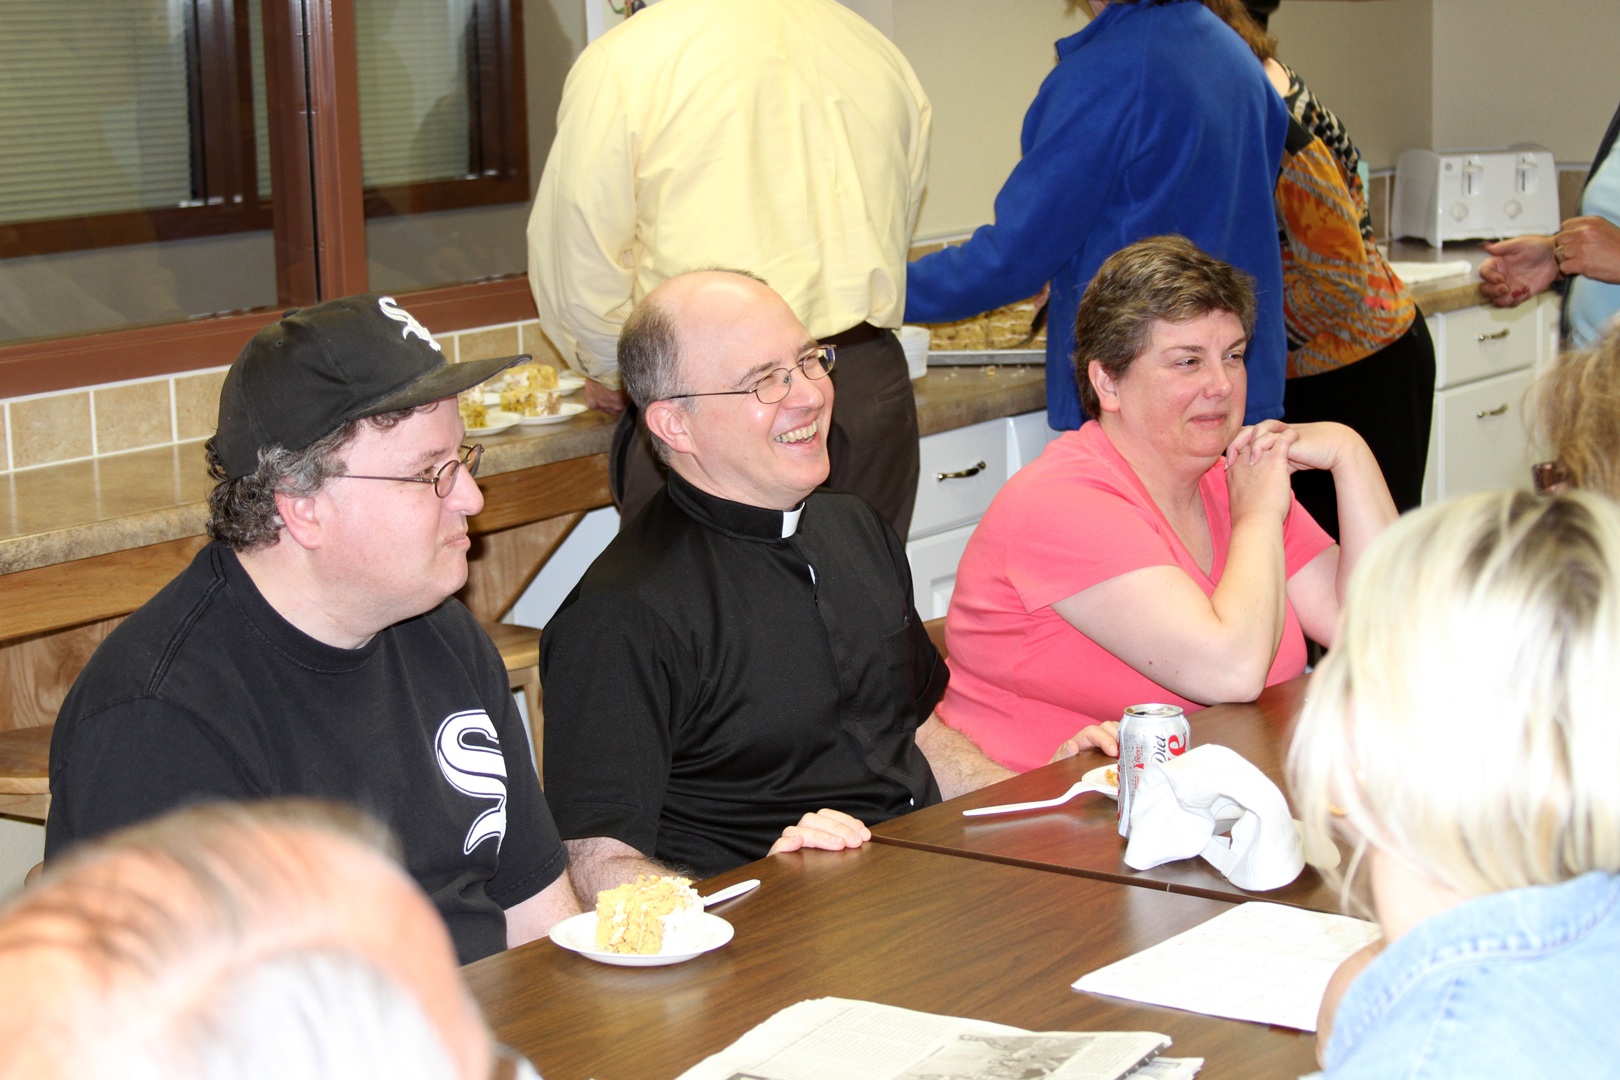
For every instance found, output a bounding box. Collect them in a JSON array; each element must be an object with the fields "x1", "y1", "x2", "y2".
[{"x1": 940, "y1": 422, "x2": 1334, "y2": 771}]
